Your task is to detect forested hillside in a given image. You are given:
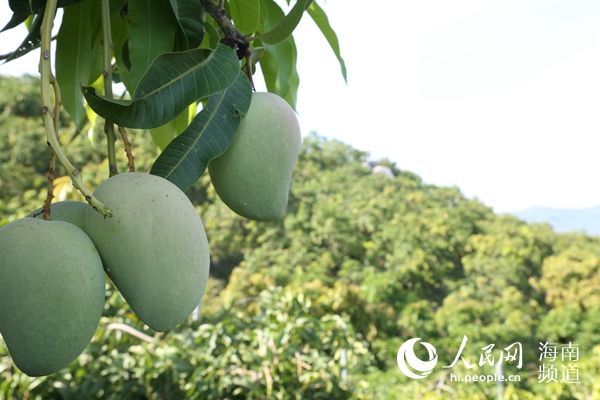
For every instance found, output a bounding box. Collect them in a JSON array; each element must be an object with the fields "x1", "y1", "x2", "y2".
[{"x1": 1, "y1": 75, "x2": 599, "y2": 399}]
